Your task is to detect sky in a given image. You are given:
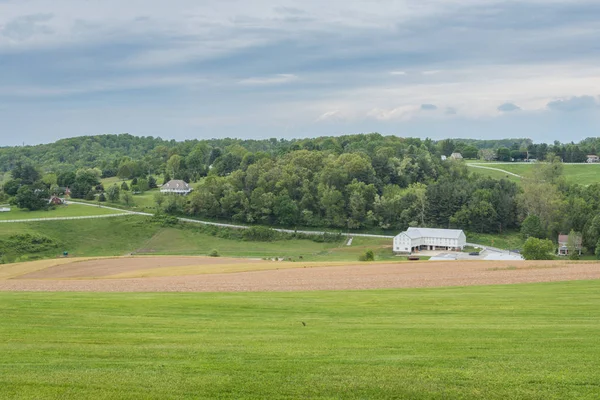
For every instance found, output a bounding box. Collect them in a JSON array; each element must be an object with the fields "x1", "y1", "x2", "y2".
[{"x1": 1, "y1": 0, "x2": 600, "y2": 146}]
